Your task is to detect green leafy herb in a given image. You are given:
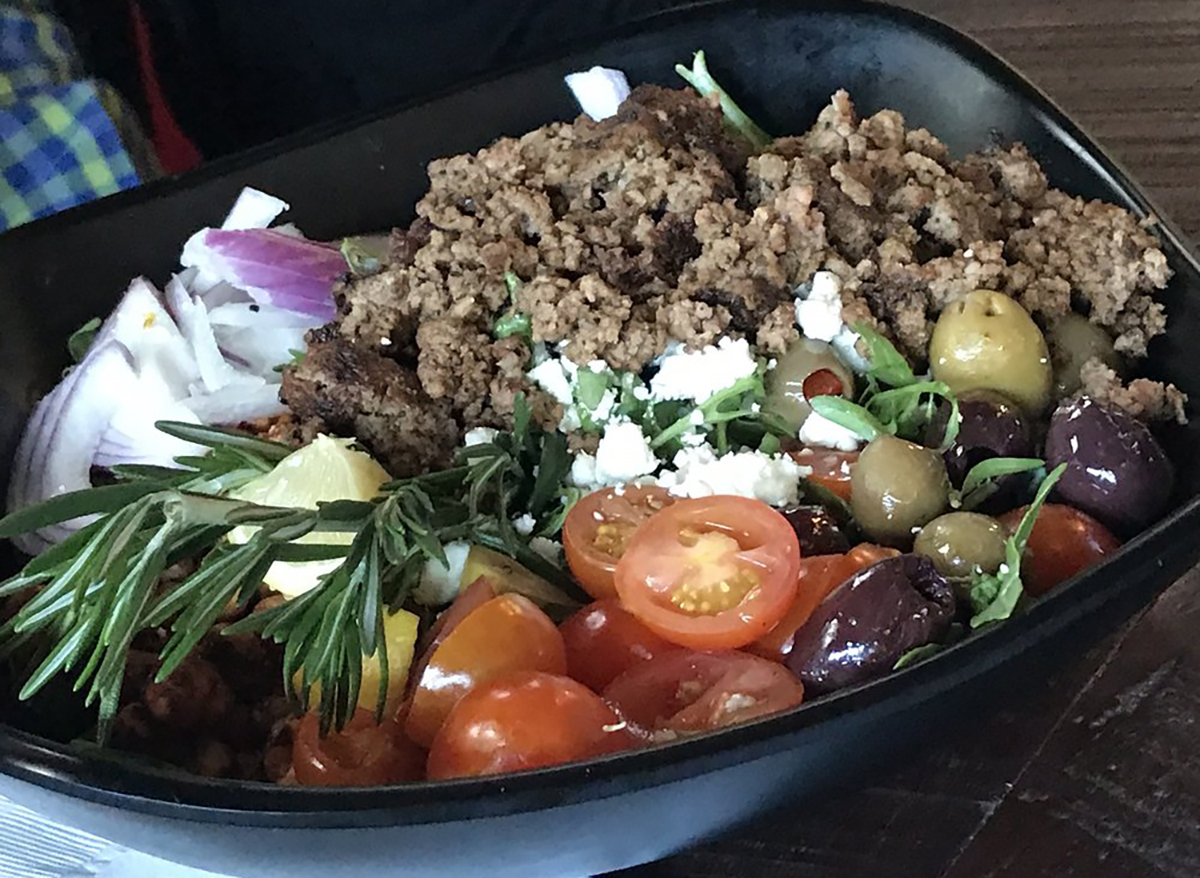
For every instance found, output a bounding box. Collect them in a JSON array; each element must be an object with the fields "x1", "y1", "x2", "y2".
[
  {"x1": 959, "y1": 457, "x2": 1045, "y2": 510},
  {"x1": 865, "y1": 380, "x2": 960, "y2": 450},
  {"x1": 893, "y1": 642, "x2": 944, "y2": 670},
  {"x1": 493, "y1": 312, "x2": 532, "y2": 340},
  {"x1": 67, "y1": 317, "x2": 102, "y2": 363},
  {"x1": 649, "y1": 371, "x2": 769, "y2": 451},
  {"x1": 575, "y1": 368, "x2": 610, "y2": 413},
  {"x1": 675, "y1": 50, "x2": 771, "y2": 150},
  {"x1": 968, "y1": 463, "x2": 1067, "y2": 628},
  {"x1": 0, "y1": 413, "x2": 578, "y2": 740},
  {"x1": 273, "y1": 348, "x2": 307, "y2": 373},
  {"x1": 808, "y1": 396, "x2": 885, "y2": 442},
  {"x1": 493, "y1": 271, "x2": 532, "y2": 342},
  {"x1": 852, "y1": 322, "x2": 917, "y2": 388},
  {"x1": 341, "y1": 237, "x2": 386, "y2": 276}
]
